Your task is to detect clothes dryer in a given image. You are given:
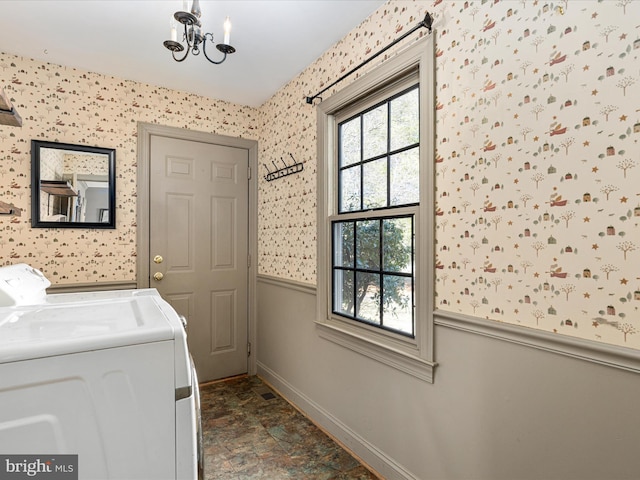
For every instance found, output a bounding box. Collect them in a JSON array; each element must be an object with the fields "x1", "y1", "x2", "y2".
[{"x1": 0, "y1": 264, "x2": 202, "y2": 480}]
